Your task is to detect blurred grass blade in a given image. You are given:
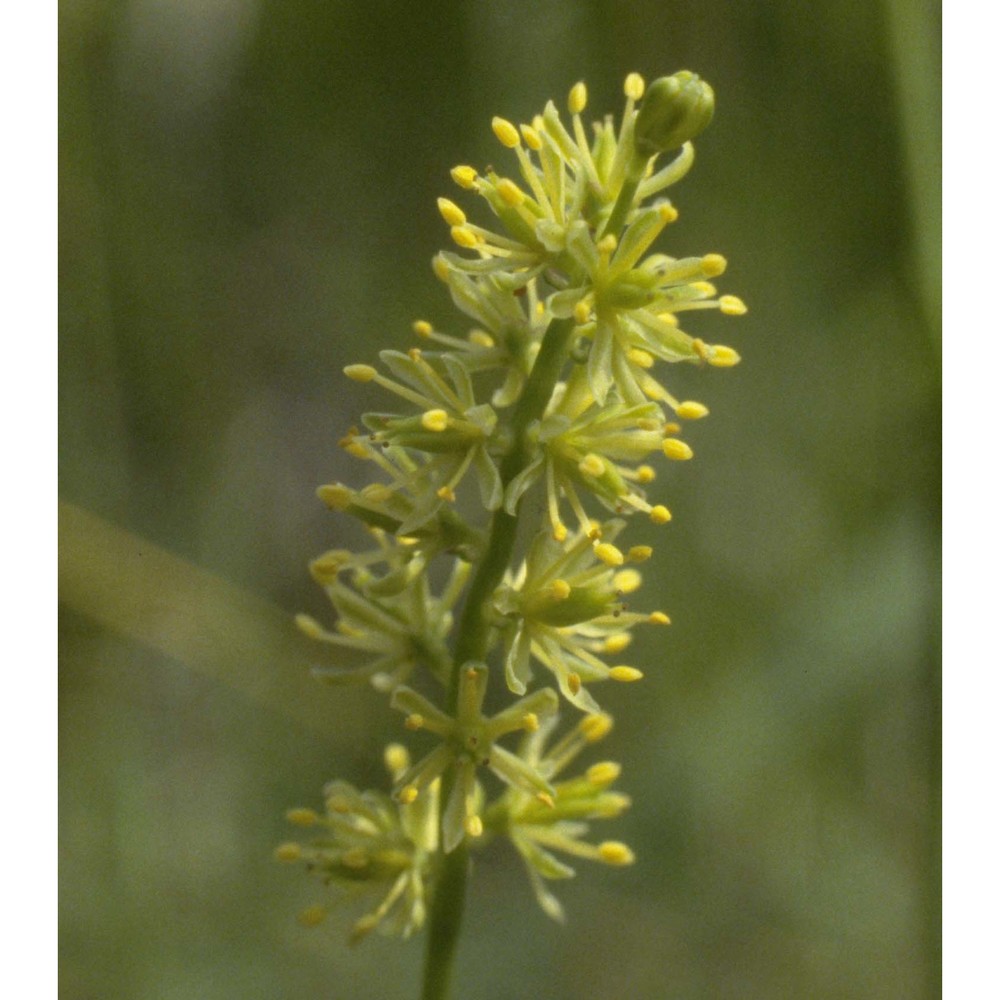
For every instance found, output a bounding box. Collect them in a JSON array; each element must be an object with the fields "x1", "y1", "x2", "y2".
[{"x1": 59, "y1": 499, "x2": 346, "y2": 735}]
